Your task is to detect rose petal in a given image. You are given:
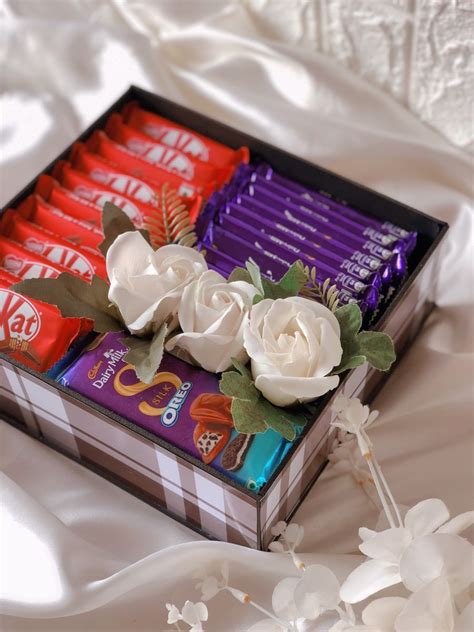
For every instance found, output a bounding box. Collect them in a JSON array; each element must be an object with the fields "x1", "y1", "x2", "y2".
[
  {"x1": 340, "y1": 559, "x2": 401, "y2": 604},
  {"x1": 404, "y1": 499, "x2": 450, "y2": 538},
  {"x1": 255, "y1": 373, "x2": 340, "y2": 407}
]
